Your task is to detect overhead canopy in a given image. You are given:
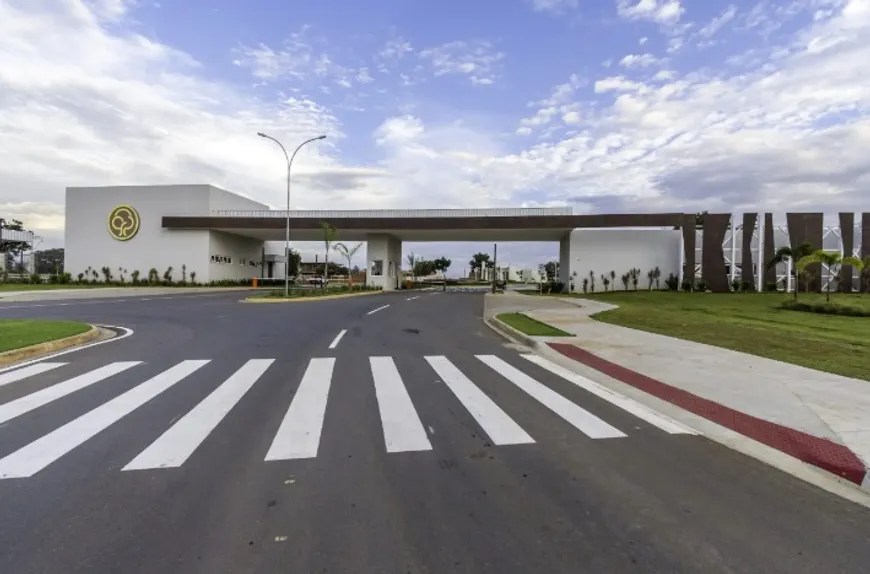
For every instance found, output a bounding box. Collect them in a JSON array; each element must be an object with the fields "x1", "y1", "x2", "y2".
[{"x1": 162, "y1": 213, "x2": 685, "y2": 242}]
